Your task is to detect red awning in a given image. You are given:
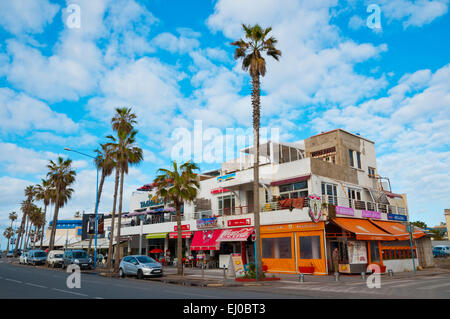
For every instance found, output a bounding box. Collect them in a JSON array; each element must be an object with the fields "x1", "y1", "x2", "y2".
[
  {"x1": 270, "y1": 175, "x2": 310, "y2": 186},
  {"x1": 190, "y1": 230, "x2": 224, "y2": 251},
  {"x1": 217, "y1": 227, "x2": 254, "y2": 242},
  {"x1": 169, "y1": 231, "x2": 192, "y2": 239}
]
